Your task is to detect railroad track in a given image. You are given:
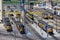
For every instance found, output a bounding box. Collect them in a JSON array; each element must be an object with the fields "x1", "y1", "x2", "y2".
[
  {"x1": 34, "y1": 13, "x2": 60, "y2": 30},
  {"x1": 33, "y1": 14, "x2": 60, "y2": 40},
  {"x1": 25, "y1": 16, "x2": 46, "y2": 40},
  {"x1": 10, "y1": 17, "x2": 33, "y2": 40},
  {"x1": 40, "y1": 9, "x2": 60, "y2": 23},
  {"x1": 0, "y1": 32, "x2": 30, "y2": 39},
  {"x1": 25, "y1": 15, "x2": 60, "y2": 40}
]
